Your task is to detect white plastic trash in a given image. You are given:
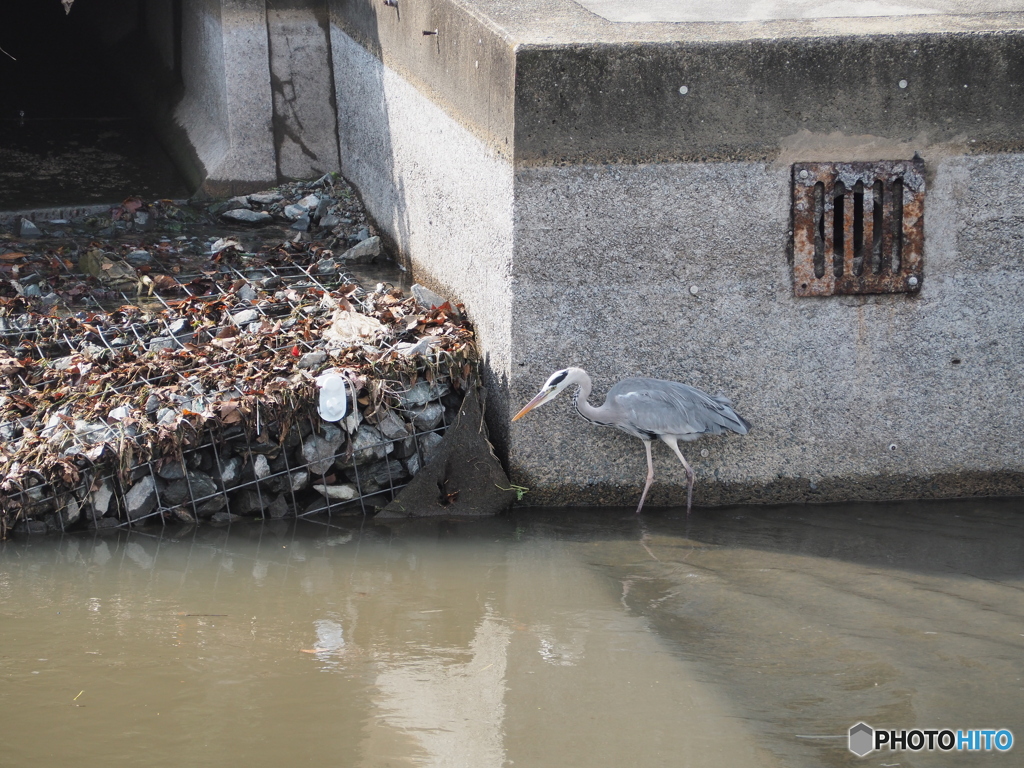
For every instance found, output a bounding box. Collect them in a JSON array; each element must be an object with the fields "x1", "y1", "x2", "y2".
[{"x1": 316, "y1": 374, "x2": 348, "y2": 422}]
